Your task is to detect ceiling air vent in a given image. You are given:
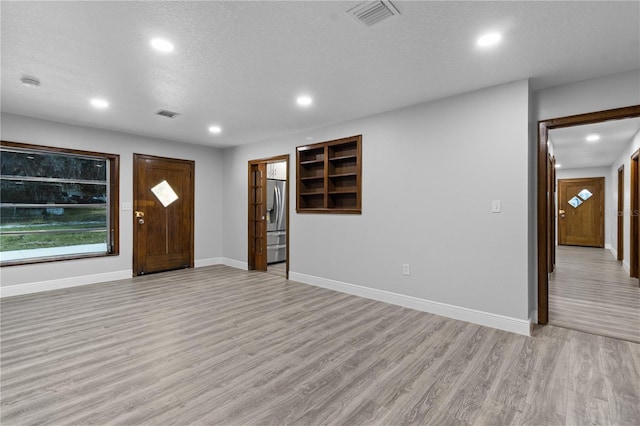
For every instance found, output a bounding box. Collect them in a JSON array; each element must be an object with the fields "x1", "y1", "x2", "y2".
[
  {"x1": 347, "y1": 0, "x2": 400, "y2": 27},
  {"x1": 156, "y1": 109, "x2": 180, "y2": 119}
]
